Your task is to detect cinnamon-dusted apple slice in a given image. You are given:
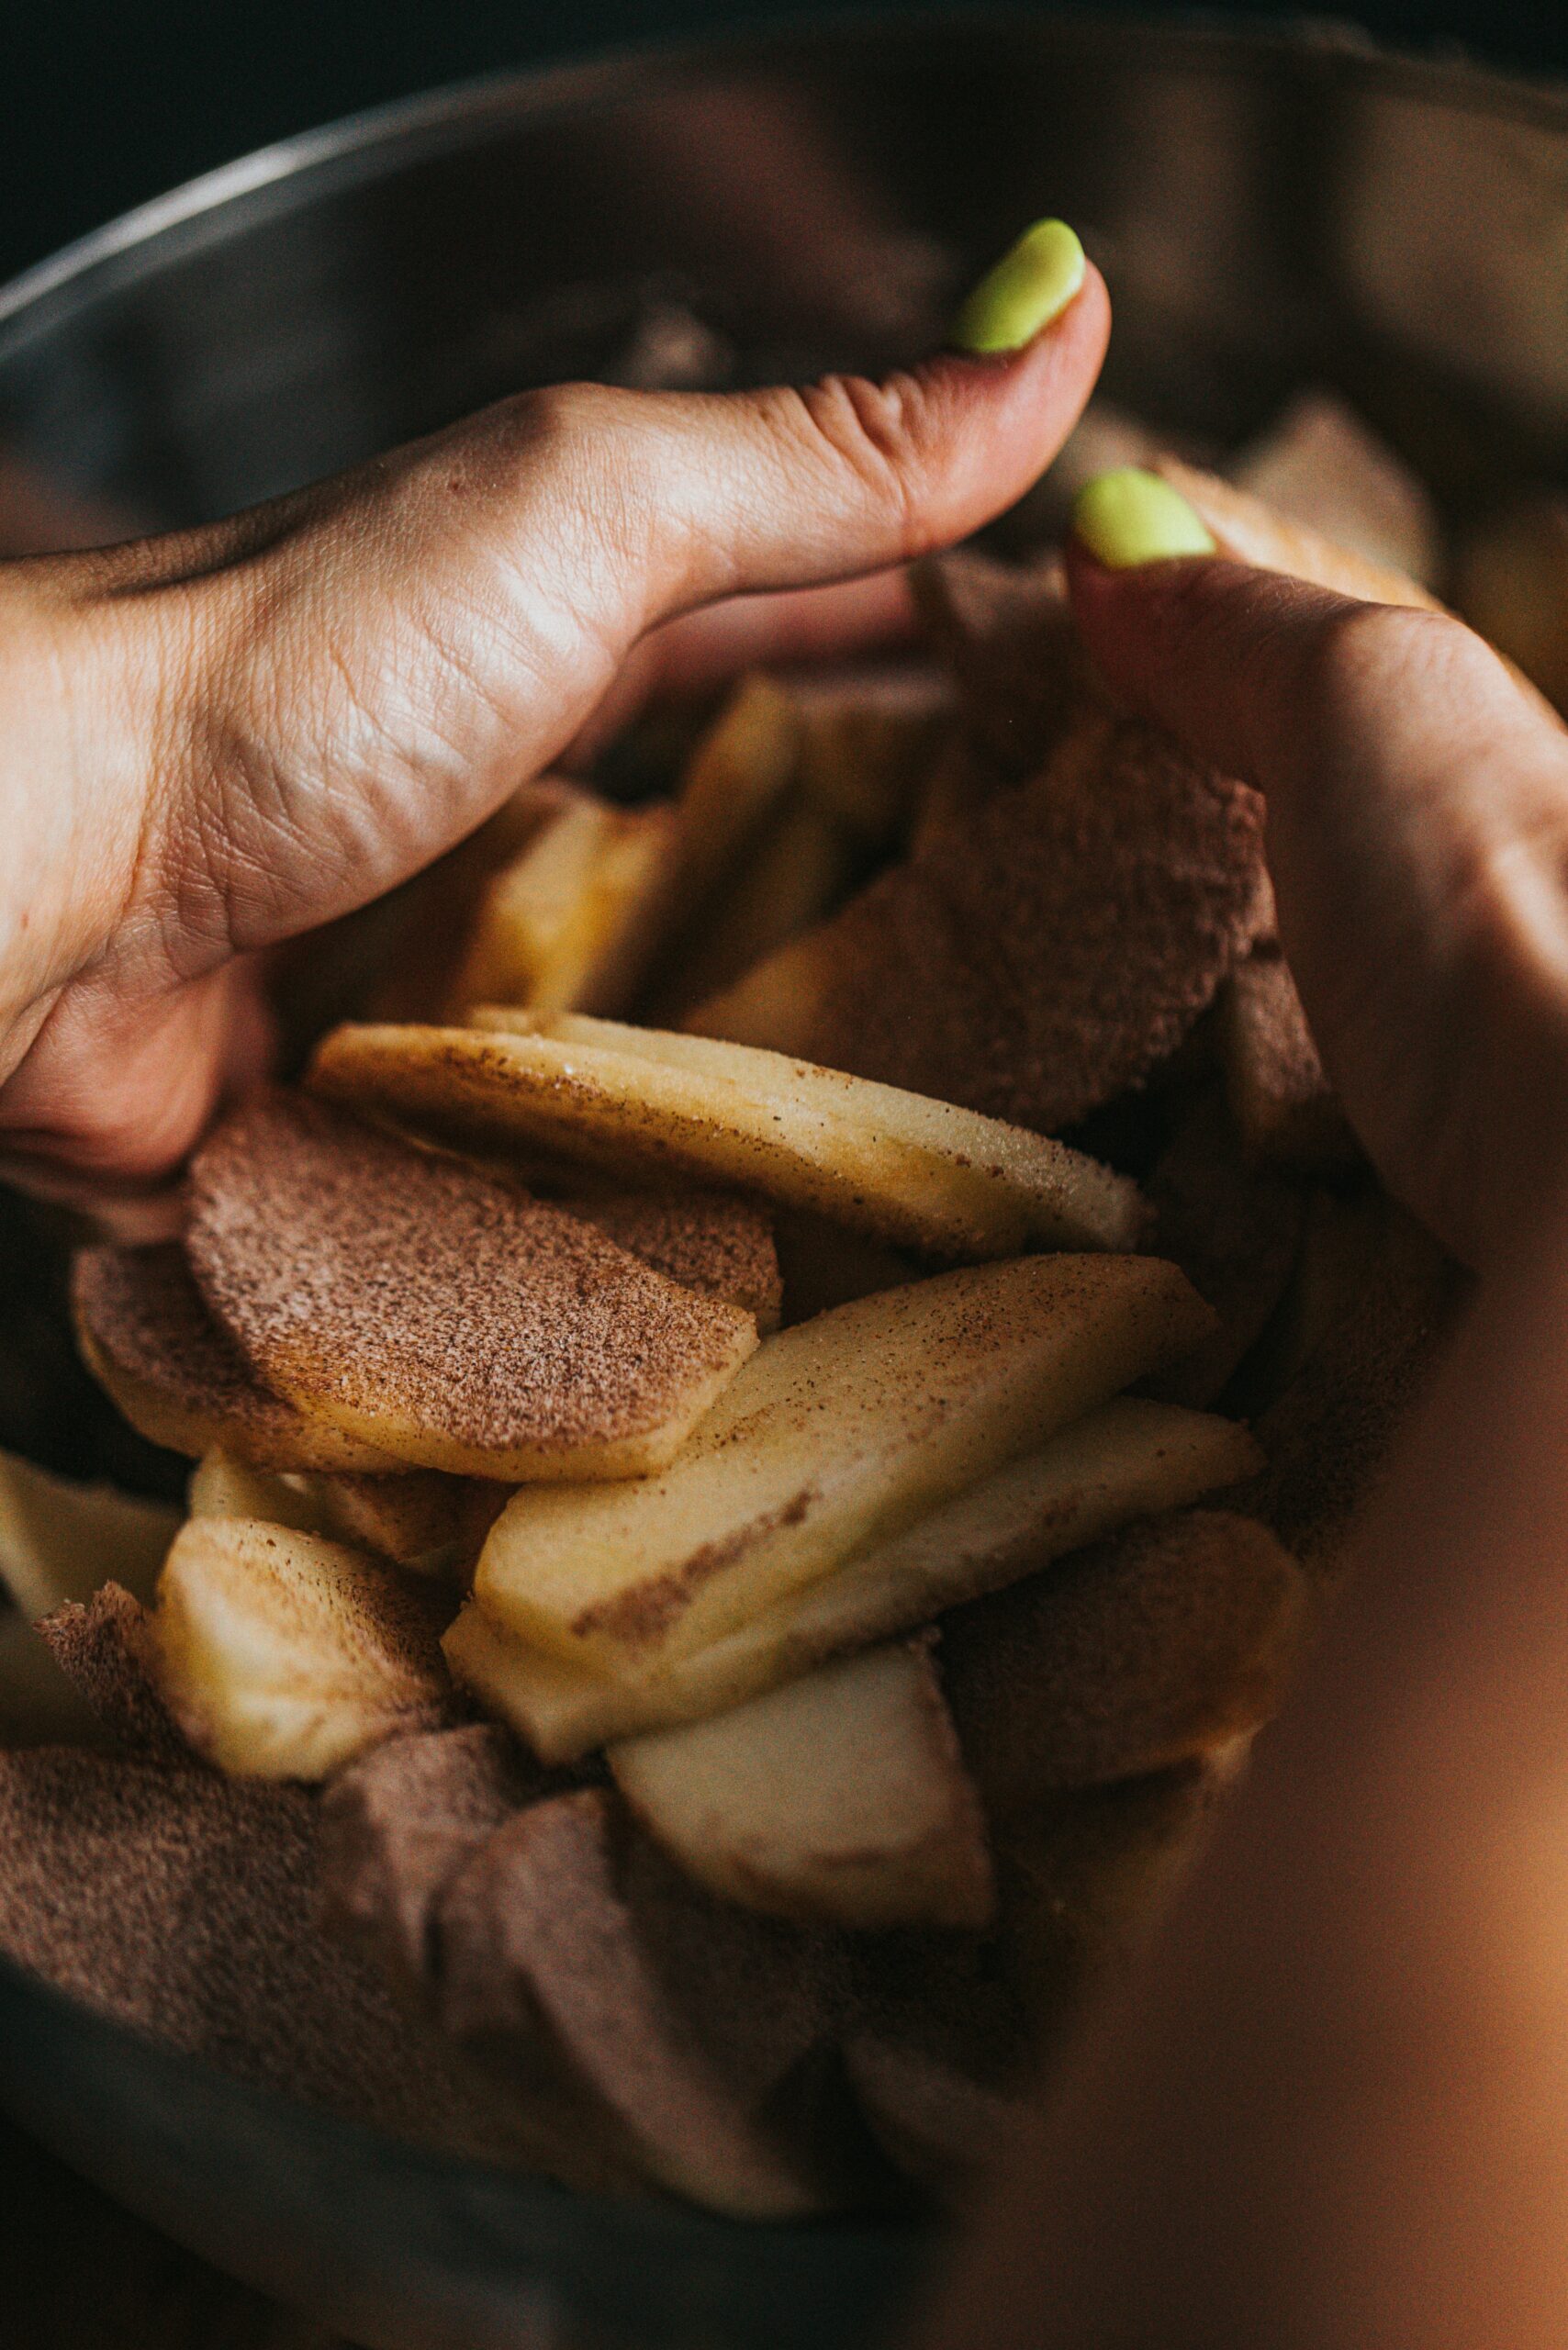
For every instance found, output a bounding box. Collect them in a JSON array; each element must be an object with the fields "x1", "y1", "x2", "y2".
[
  {"x1": 445, "y1": 789, "x2": 678, "y2": 1020},
  {"x1": 435, "y1": 1786, "x2": 857, "y2": 2217},
  {"x1": 941, "y1": 1510, "x2": 1309, "y2": 1809},
  {"x1": 560, "y1": 1183, "x2": 781, "y2": 1329},
  {"x1": 688, "y1": 707, "x2": 1271, "y2": 1134},
  {"x1": 72, "y1": 1242, "x2": 401, "y2": 1472},
  {"x1": 143, "y1": 1516, "x2": 451, "y2": 1779},
  {"x1": 0, "y1": 1446, "x2": 180, "y2": 1617},
  {"x1": 312, "y1": 1012, "x2": 1143, "y2": 1259},
  {"x1": 445, "y1": 1395, "x2": 1260, "y2": 1761},
  {"x1": 791, "y1": 664, "x2": 952, "y2": 849},
  {"x1": 609, "y1": 1639, "x2": 991, "y2": 1930},
  {"x1": 1219, "y1": 947, "x2": 1357, "y2": 1171},
  {"x1": 1142, "y1": 1090, "x2": 1305, "y2": 1408},
  {"x1": 469, "y1": 1256, "x2": 1215, "y2": 1681},
  {"x1": 185, "y1": 1091, "x2": 758, "y2": 1481}
]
